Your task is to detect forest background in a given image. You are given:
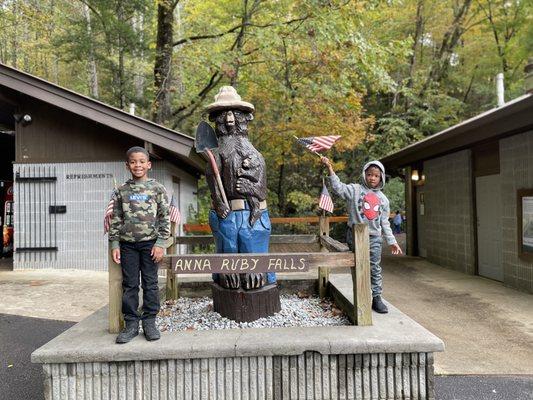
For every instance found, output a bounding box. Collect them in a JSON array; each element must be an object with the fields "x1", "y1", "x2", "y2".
[{"x1": 1, "y1": 0, "x2": 531, "y2": 228}]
